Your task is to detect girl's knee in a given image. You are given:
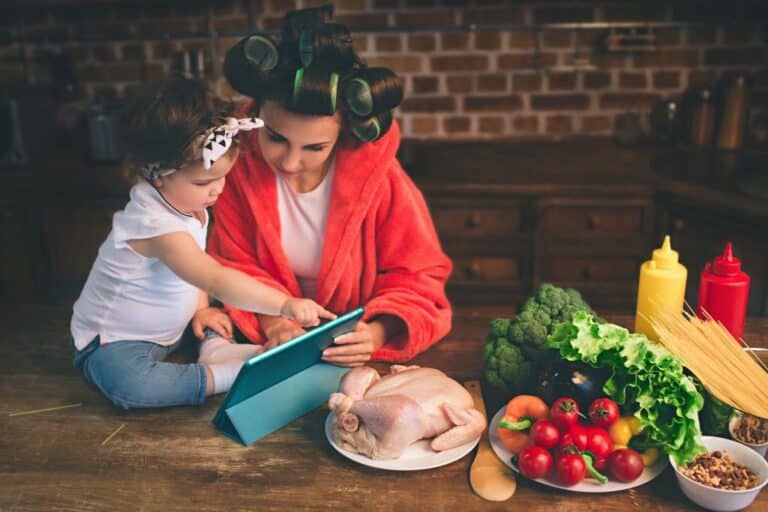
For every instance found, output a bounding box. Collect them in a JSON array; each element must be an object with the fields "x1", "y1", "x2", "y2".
[{"x1": 81, "y1": 348, "x2": 160, "y2": 409}]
